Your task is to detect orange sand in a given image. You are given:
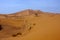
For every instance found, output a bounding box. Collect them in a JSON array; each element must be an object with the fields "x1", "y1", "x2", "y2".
[{"x1": 0, "y1": 9, "x2": 60, "y2": 40}]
